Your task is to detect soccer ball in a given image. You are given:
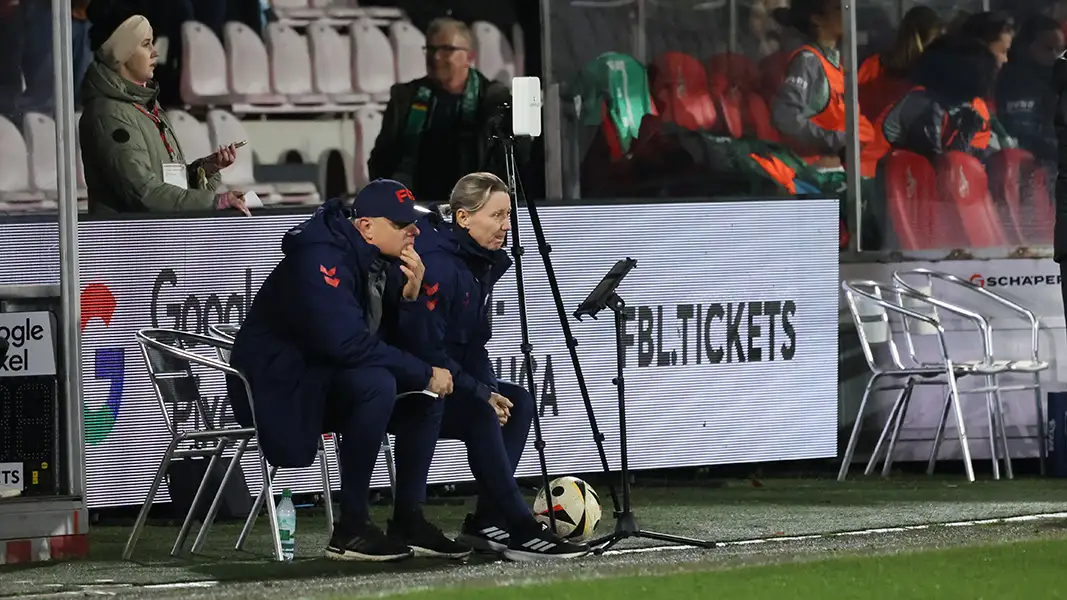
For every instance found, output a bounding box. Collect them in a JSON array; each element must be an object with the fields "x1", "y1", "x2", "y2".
[{"x1": 532, "y1": 476, "x2": 602, "y2": 541}]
